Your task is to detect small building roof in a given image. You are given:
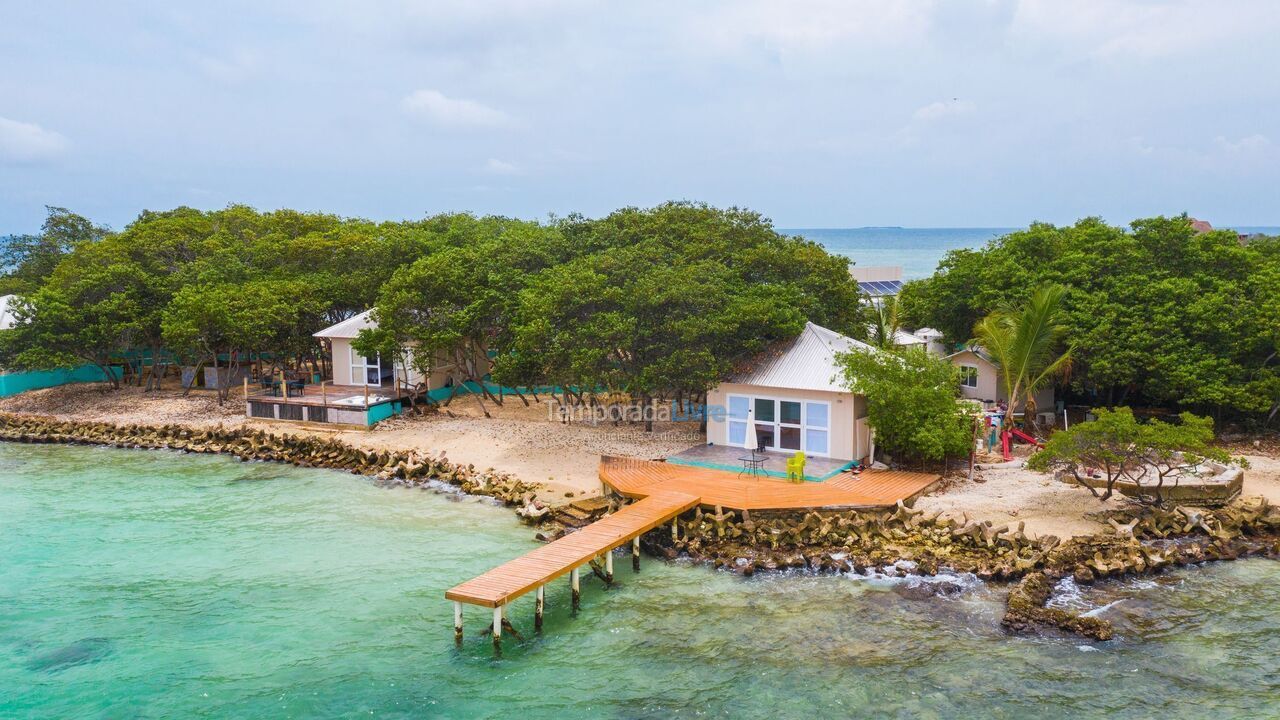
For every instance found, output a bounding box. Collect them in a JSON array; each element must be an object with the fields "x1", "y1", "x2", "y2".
[
  {"x1": 945, "y1": 345, "x2": 997, "y2": 365},
  {"x1": 913, "y1": 327, "x2": 943, "y2": 340},
  {"x1": 314, "y1": 310, "x2": 376, "y2": 339},
  {"x1": 892, "y1": 329, "x2": 925, "y2": 346},
  {"x1": 726, "y1": 321, "x2": 876, "y2": 394}
]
